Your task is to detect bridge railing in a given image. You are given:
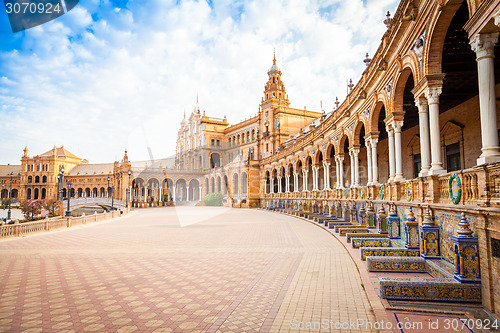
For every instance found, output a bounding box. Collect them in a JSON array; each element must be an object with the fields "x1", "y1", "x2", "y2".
[
  {"x1": 63, "y1": 198, "x2": 126, "y2": 207},
  {"x1": 0, "y1": 209, "x2": 130, "y2": 238}
]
